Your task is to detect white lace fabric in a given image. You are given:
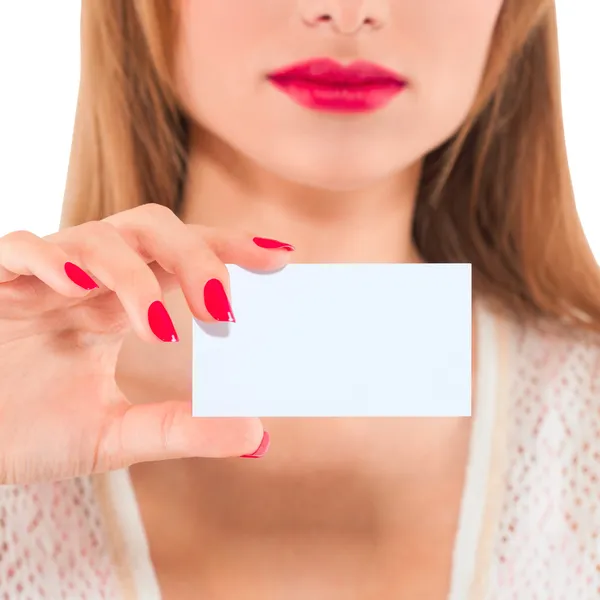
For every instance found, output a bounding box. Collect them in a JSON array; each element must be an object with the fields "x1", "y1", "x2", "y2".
[
  {"x1": 0, "y1": 477, "x2": 121, "y2": 599},
  {"x1": 487, "y1": 322, "x2": 600, "y2": 599},
  {"x1": 1, "y1": 307, "x2": 599, "y2": 599}
]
